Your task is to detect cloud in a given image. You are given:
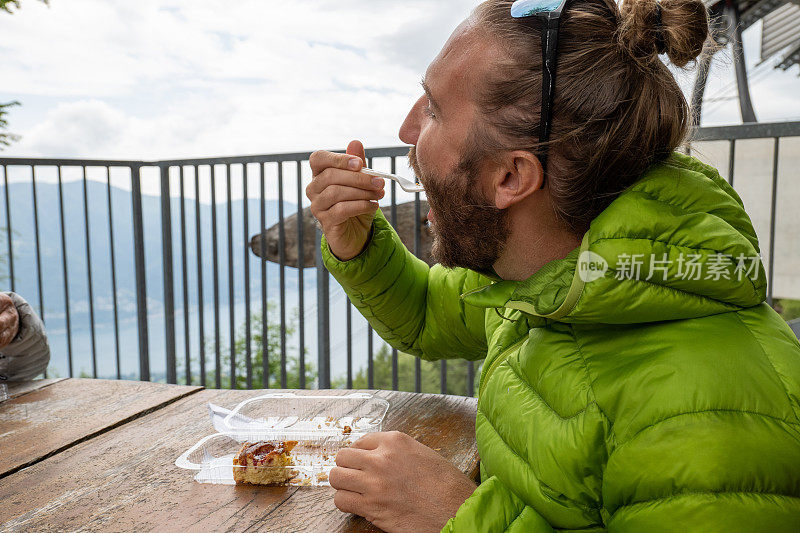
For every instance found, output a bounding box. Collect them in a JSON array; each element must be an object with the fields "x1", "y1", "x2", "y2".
[
  {"x1": 378, "y1": 0, "x2": 478, "y2": 73},
  {"x1": 1, "y1": 0, "x2": 799, "y2": 161},
  {"x1": 1, "y1": 0, "x2": 489, "y2": 159},
  {"x1": 21, "y1": 100, "x2": 131, "y2": 156}
]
